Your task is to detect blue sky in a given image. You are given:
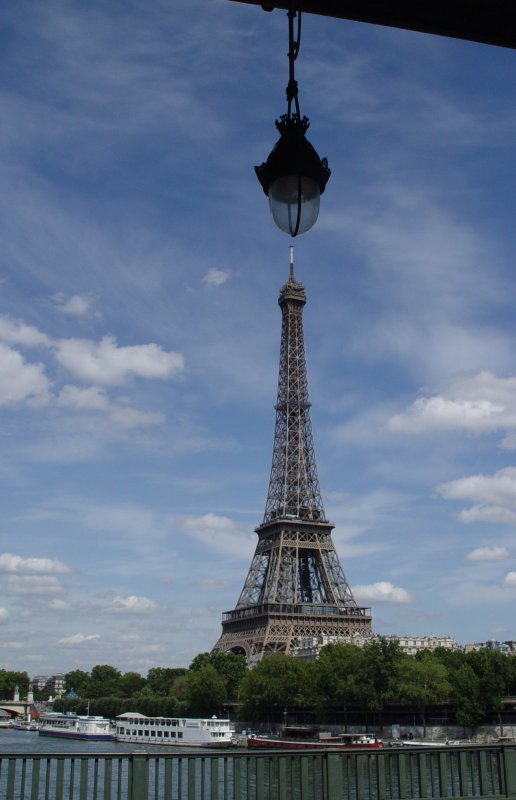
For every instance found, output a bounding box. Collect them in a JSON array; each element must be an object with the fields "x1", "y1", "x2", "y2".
[{"x1": 1, "y1": 0, "x2": 516, "y2": 677}]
